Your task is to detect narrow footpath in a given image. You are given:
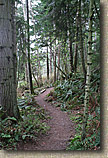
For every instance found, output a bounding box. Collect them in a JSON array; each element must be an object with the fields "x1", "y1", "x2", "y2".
[{"x1": 19, "y1": 88, "x2": 75, "y2": 150}]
